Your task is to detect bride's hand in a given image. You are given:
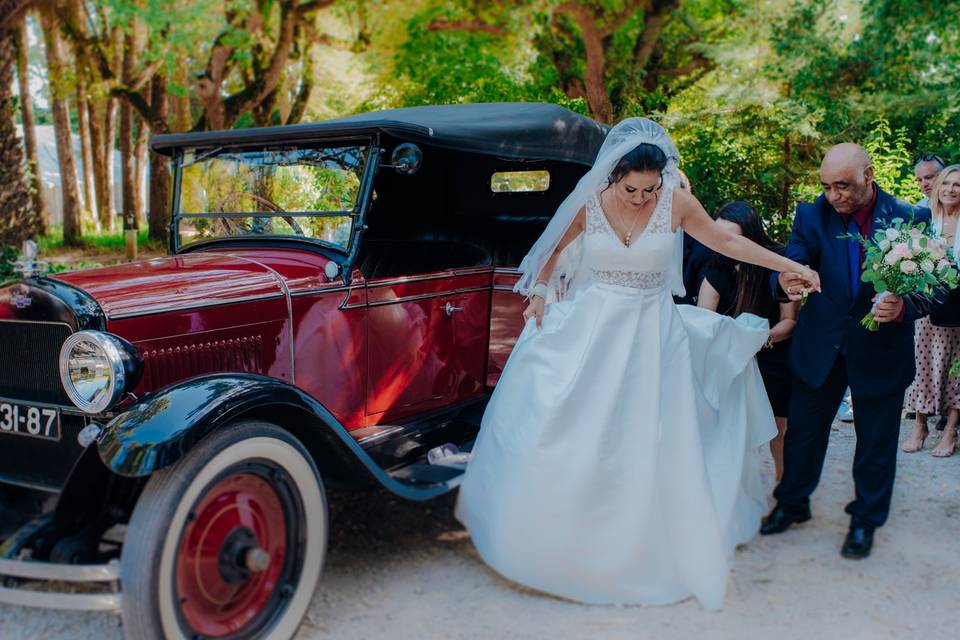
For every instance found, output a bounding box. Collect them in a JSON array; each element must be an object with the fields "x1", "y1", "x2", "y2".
[
  {"x1": 523, "y1": 296, "x2": 546, "y2": 329},
  {"x1": 779, "y1": 267, "x2": 820, "y2": 301}
]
